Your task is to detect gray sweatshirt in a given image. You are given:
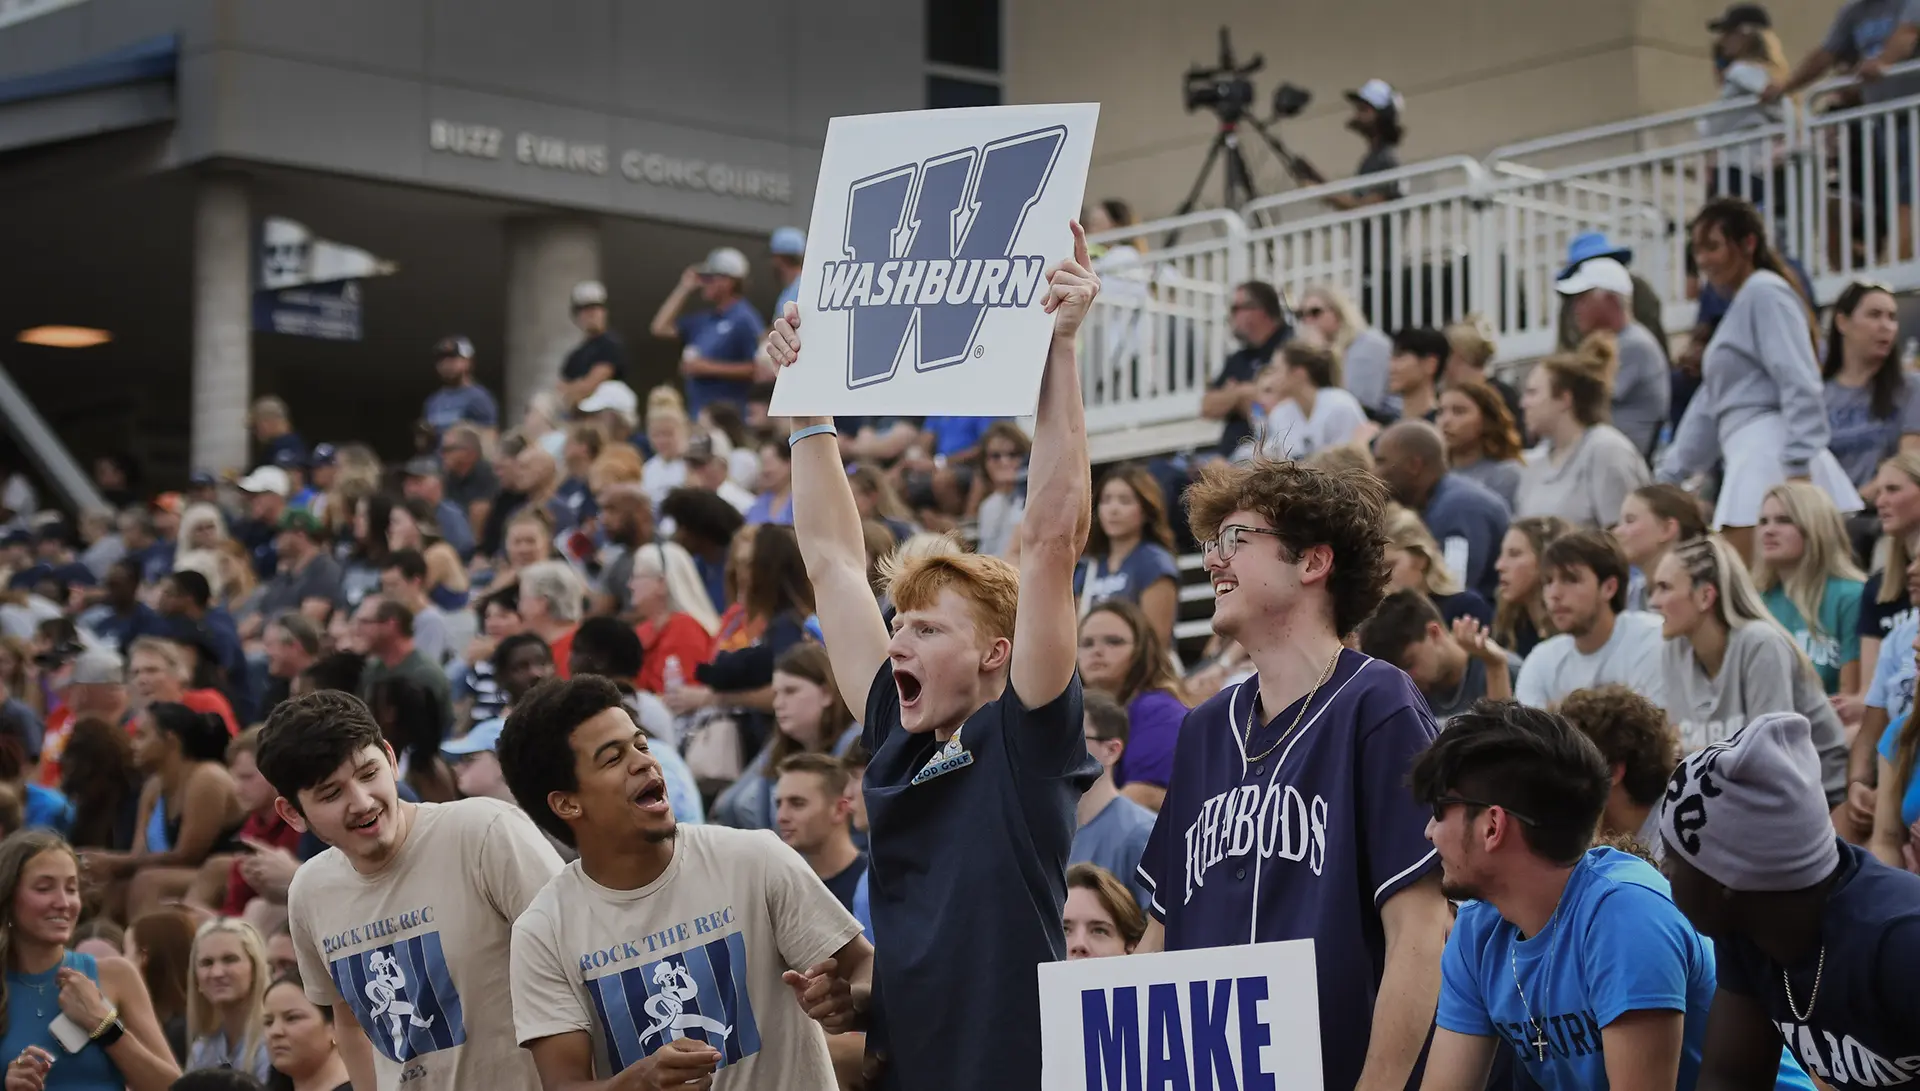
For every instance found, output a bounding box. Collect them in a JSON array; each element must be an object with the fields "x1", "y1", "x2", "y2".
[
  {"x1": 1342, "y1": 327, "x2": 1395, "y2": 416},
  {"x1": 1611, "y1": 321, "x2": 1671, "y2": 455},
  {"x1": 1661, "y1": 621, "x2": 1848, "y2": 804},
  {"x1": 1514, "y1": 424, "x2": 1651, "y2": 528},
  {"x1": 1659, "y1": 270, "x2": 1829, "y2": 480}
]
